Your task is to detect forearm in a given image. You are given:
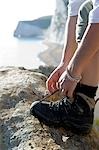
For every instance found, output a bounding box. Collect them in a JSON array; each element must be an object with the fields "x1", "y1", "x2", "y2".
[
  {"x1": 60, "y1": 16, "x2": 78, "y2": 67},
  {"x1": 68, "y1": 23, "x2": 99, "y2": 77}
]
